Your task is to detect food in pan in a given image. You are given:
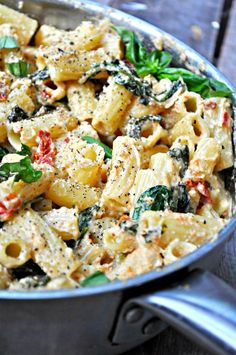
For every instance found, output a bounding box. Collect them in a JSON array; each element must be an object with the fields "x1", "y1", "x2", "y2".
[{"x1": 0, "y1": 4, "x2": 233, "y2": 290}]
